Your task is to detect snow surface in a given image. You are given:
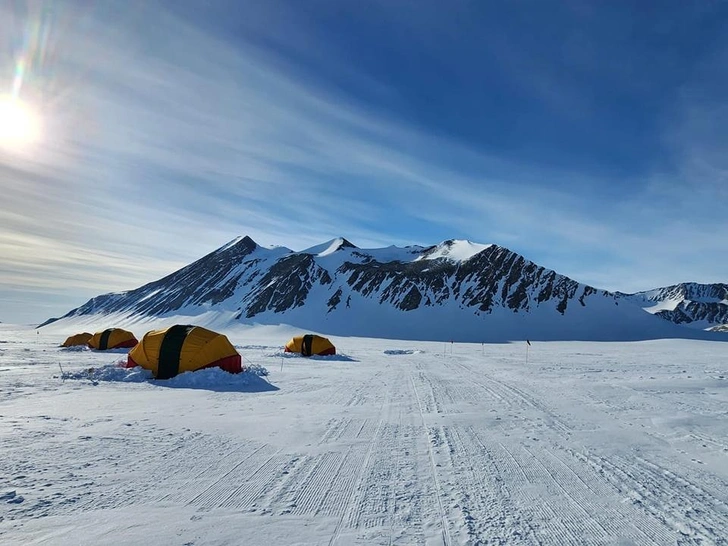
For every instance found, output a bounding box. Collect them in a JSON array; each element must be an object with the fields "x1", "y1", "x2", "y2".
[
  {"x1": 356, "y1": 244, "x2": 426, "y2": 264},
  {"x1": 416, "y1": 240, "x2": 492, "y2": 262},
  {"x1": 642, "y1": 299, "x2": 681, "y2": 313},
  {"x1": 300, "y1": 238, "x2": 351, "y2": 257},
  {"x1": 2, "y1": 323, "x2": 728, "y2": 545}
]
